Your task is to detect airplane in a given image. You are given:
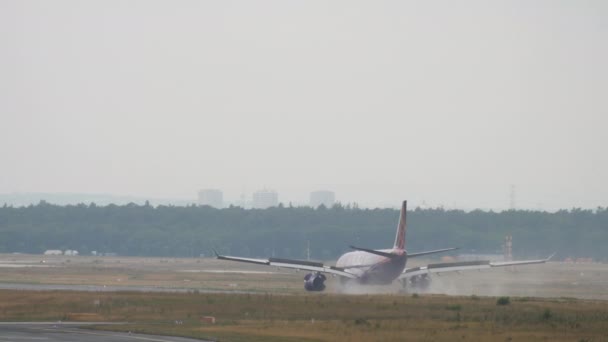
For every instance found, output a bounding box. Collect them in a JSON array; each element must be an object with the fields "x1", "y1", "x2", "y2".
[{"x1": 215, "y1": 201, "x2": 553, "y2": 292}]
